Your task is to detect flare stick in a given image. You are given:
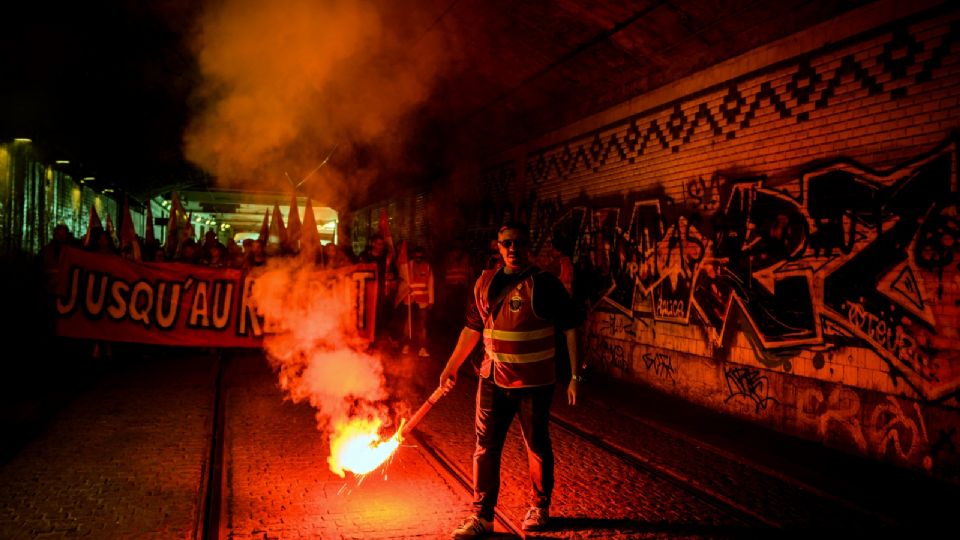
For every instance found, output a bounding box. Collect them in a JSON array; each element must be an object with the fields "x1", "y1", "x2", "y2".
[{"x1": 399, "y1": 385, "x2": 448, "y2": 439}]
